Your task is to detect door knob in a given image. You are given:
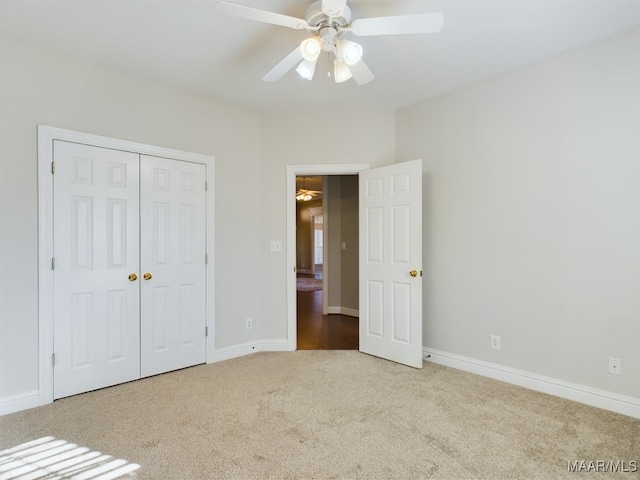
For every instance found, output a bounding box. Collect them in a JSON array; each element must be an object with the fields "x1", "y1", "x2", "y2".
[
  {"x1": 409, "y1": 270, "x2": 418, "y2": 277},
  {"x1": 128, "y1": 273, "x2": 138, "y2": 281},
  {"x1": 143, "y1": 272, "x2": 152, "y2": 281}
]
